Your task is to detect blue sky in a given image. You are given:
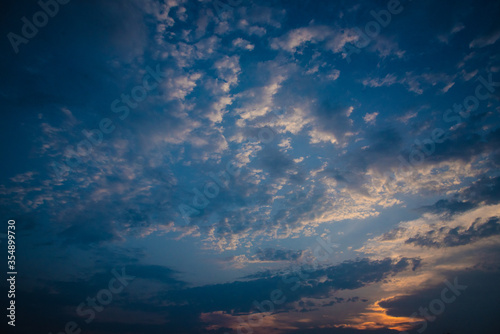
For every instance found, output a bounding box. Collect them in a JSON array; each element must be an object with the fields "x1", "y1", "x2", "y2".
[{"x1": 1, "y1": 0, "x2": 500, "y2": 333}]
